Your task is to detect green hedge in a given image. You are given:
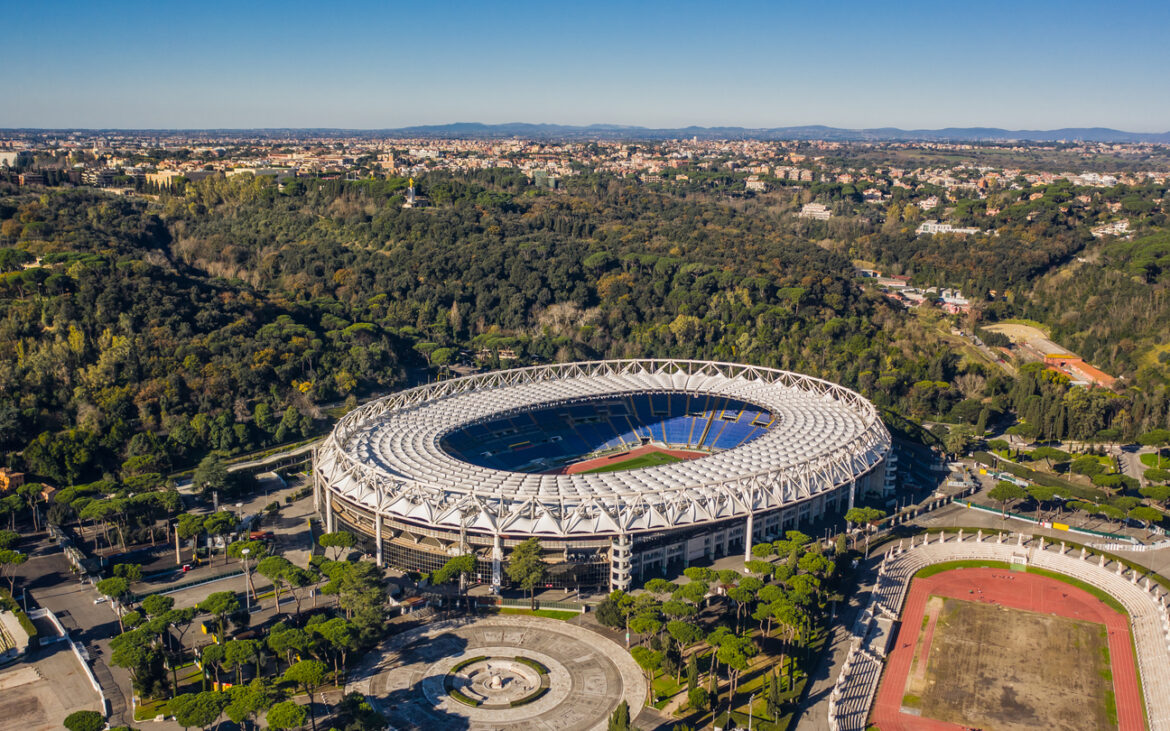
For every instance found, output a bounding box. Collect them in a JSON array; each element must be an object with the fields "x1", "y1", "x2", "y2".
[
  {"x1": 513, "y1": 656, "x2": 549, "y2": 674},
  {"x1": 449, "y1": 688, "x2": 480, "y2": 707},
  {"x1": 510, "y1": 685, "x2": 549, "y2": 707},
  {"x1": 450, "y1": 655, "x2": 487, "y2": 673},
  {"x1": 0, "y1": 588, "x2": 36, "y2": 640}
]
